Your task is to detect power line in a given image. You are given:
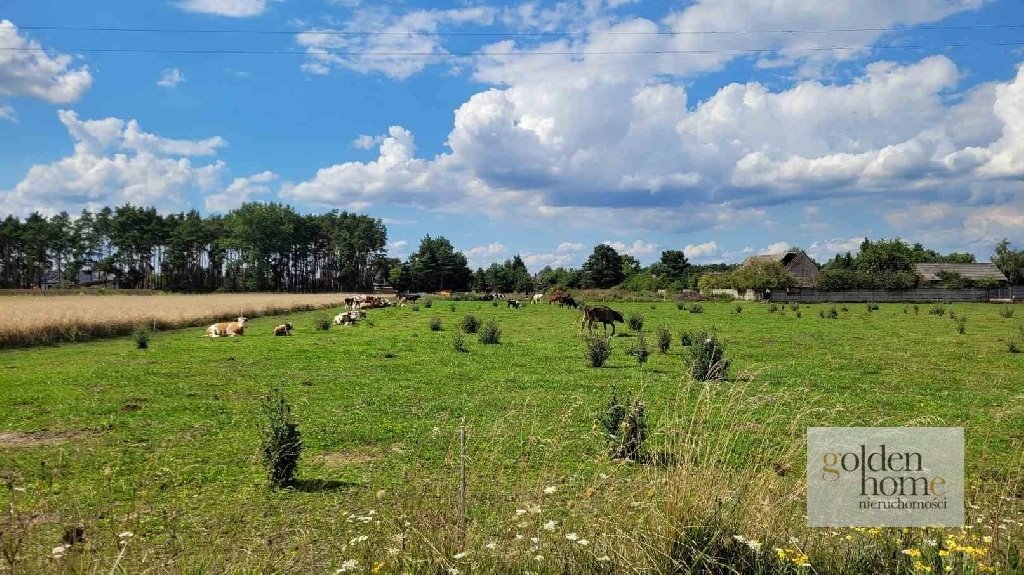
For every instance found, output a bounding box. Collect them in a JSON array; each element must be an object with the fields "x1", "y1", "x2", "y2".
[
  {"x1": 3, "y1": 40, "x2": 1024, "y2": 57},
  {"x1": 12, "y1": 22, "x2": 1024, "y2": 37}
]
